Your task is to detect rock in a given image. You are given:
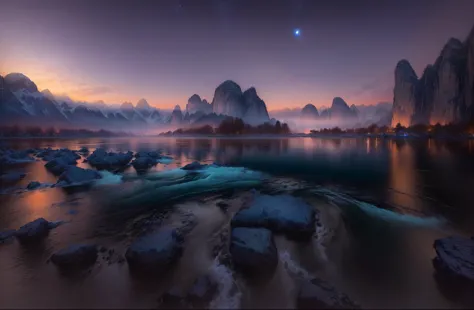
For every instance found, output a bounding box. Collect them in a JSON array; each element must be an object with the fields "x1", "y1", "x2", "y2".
[
  {"x1": 433, "y1": 236, "x2": 474, "y2": 282},
  {"x1": 242, "y1": 87, "x2": 270, "y2": 125},
  {"x1": 0, "y1": 149, "x2": 35, "y2": 165},
  {"x1": 301, "y1": 104, "x2": 319, "y2": 120},
  {"x1": 86, "y1": 148, "x2": 133, "y2": 170},
  {"x1": 391, "y1": 59, "x2": 418, "y2": 127},
  {"x1": 161, "y1": 286, "x2": 186, "y2": 307},
  {"x1": 0, "y1": 229, "x2": 16, "y2": 243},
  {"x1": 125, "y1": 229, "x2": 183, "y2": 274},
  {"x1": 0, "y1": 172, "x2": 26, "y2": 183},
  {"x1": 297, "y1": 277, "x2": 360, "y2": 309},
  {"x1": 188, "y1": 274, "x2": 218, "y2": 301},
  {"x1": 231, "y1": 194, "x2": 316, "y2": 239},
  {"x1": 15, "y1": 218, "x2": 51, "y2": 244},
  {"x1": 50, "y1": 244, "x2": 98, "y2": 268},
  {"x1": 132, "y1": 156, "x2": 157, "y2": 172},
  {"x1": 181, "y1": 161, "x2": 208, "y2": 171},
  {"x1": 27, "y1": 181, "x2": 41, "y2": 190},
  {"x1": 44, "y1": 157, "x2": 76, "y2": 175},
  {"x1": 56, "y1": 166, "x2": 102, "y2": 187},
  {"x1": 229, "y1": 227, "x2": 278, "y2": 277},
  {"x1": 38, "y1": 148, "x2": 80, "y2": 163}
]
